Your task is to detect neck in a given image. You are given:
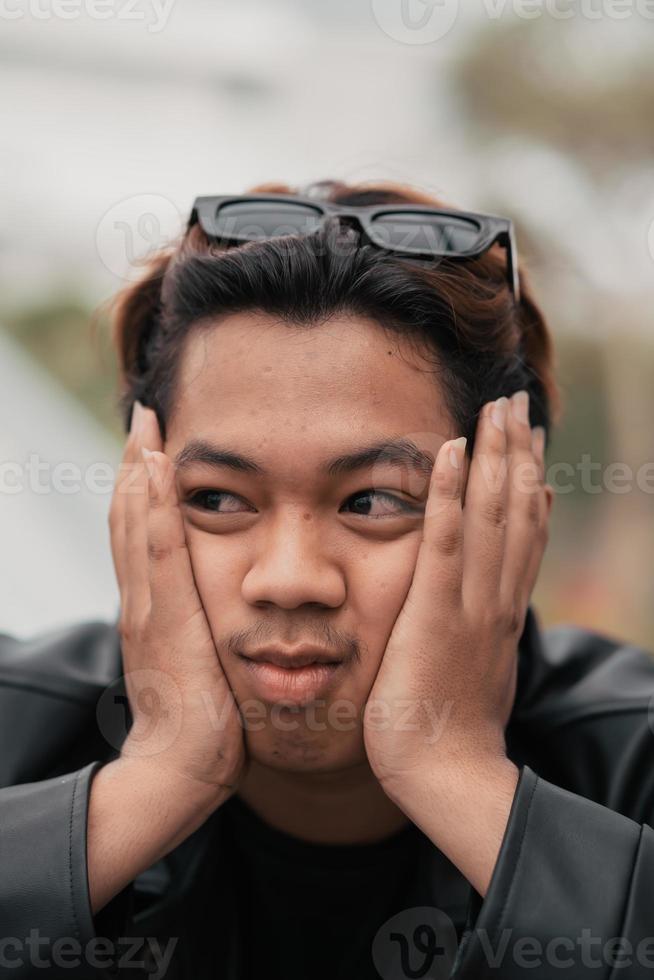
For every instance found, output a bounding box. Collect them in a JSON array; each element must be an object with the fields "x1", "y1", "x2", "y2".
[{"x1": 235, "y1": 758, "x2": 411, "y2": 845}]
